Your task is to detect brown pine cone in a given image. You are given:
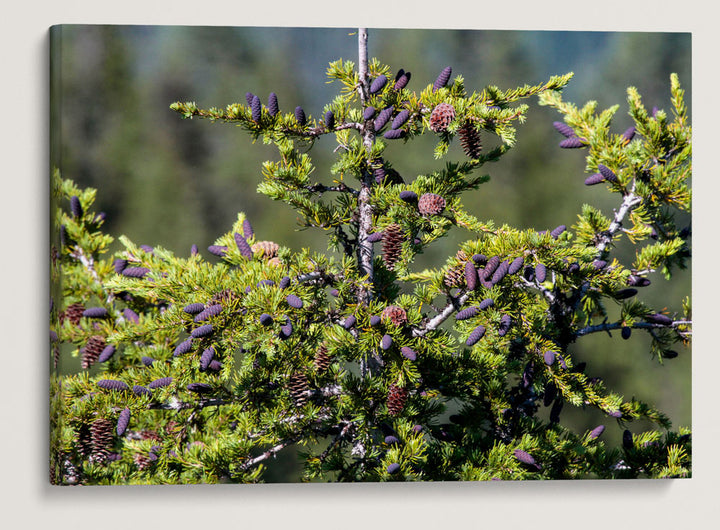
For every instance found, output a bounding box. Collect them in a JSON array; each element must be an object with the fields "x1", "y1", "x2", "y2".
[
  {"x1": 60, "y1": 302, "x2": 85, "y2": 326},
  {"x1": 251, "y1": 241, "x2": 280, "y2": 260},
  {"x1": 81, "y1": 335, "x2": 106, "y2": 369},
  {"x1": 418, "y1": 193, "x2": 446, "y2": 216},
  {"x1": 381, "y1": 305, "x2": 408, "y2": 326},
  {"x1": 443, "y1": 250, "x2": 469, "y2": 288},
  {"x1": 314, "y1": 343, "x2": 331, "y2": 373},
  {"x1": 387, "y1": 384, "x2": 409, "y2": 416},
  {"x1": 429, "y1": 102, "x2": 456, "y2": 132},
  {"x1": 458, "y1": 121, "x2": 482, "y2": 159},
  {"x1": 89, "y1": 418, "x2": 114, "y2": 464},
  {"x1": 289, "y1": 372, "x2": 310, "y2": 407},
  {"x1": 382, "y1": 224, "x2": 404, "y2": 271}
]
